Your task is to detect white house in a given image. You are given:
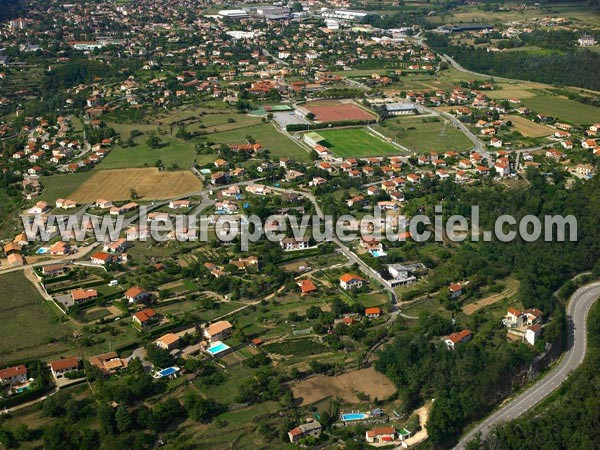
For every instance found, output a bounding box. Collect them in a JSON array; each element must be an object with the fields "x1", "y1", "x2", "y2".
[
  {"x1": 280, "y1": 236, "x2": 310, "y2": 251},
  {"x1": 0, "y1": 365, "x2": 28, "y2": 386},
  {"x1": 502, "y1": 308, "x2": 525, "y2": 328},
  {"x1": 525, "y1": 324, "x2": 542, "y2": 345},
  {"x1": 49, "y1": 357, "x2": 79, "y2": 379},
  {"x1": 340, "y1": 273, "x2": 365, "y2": 290},
  {"x1": 444, "y1": 329, "x2": 472, "y2": 350},
  {"x1": 366, "y1": 427, "x2": 396, "y2": 444}
]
